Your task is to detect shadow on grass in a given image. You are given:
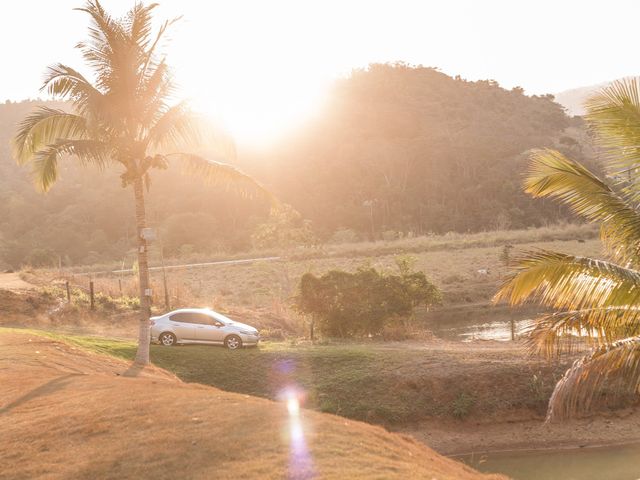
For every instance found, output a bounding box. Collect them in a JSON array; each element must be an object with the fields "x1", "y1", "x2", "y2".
[{"x1": 0, "y1": 373, "x2": 81, "y2": 415}]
